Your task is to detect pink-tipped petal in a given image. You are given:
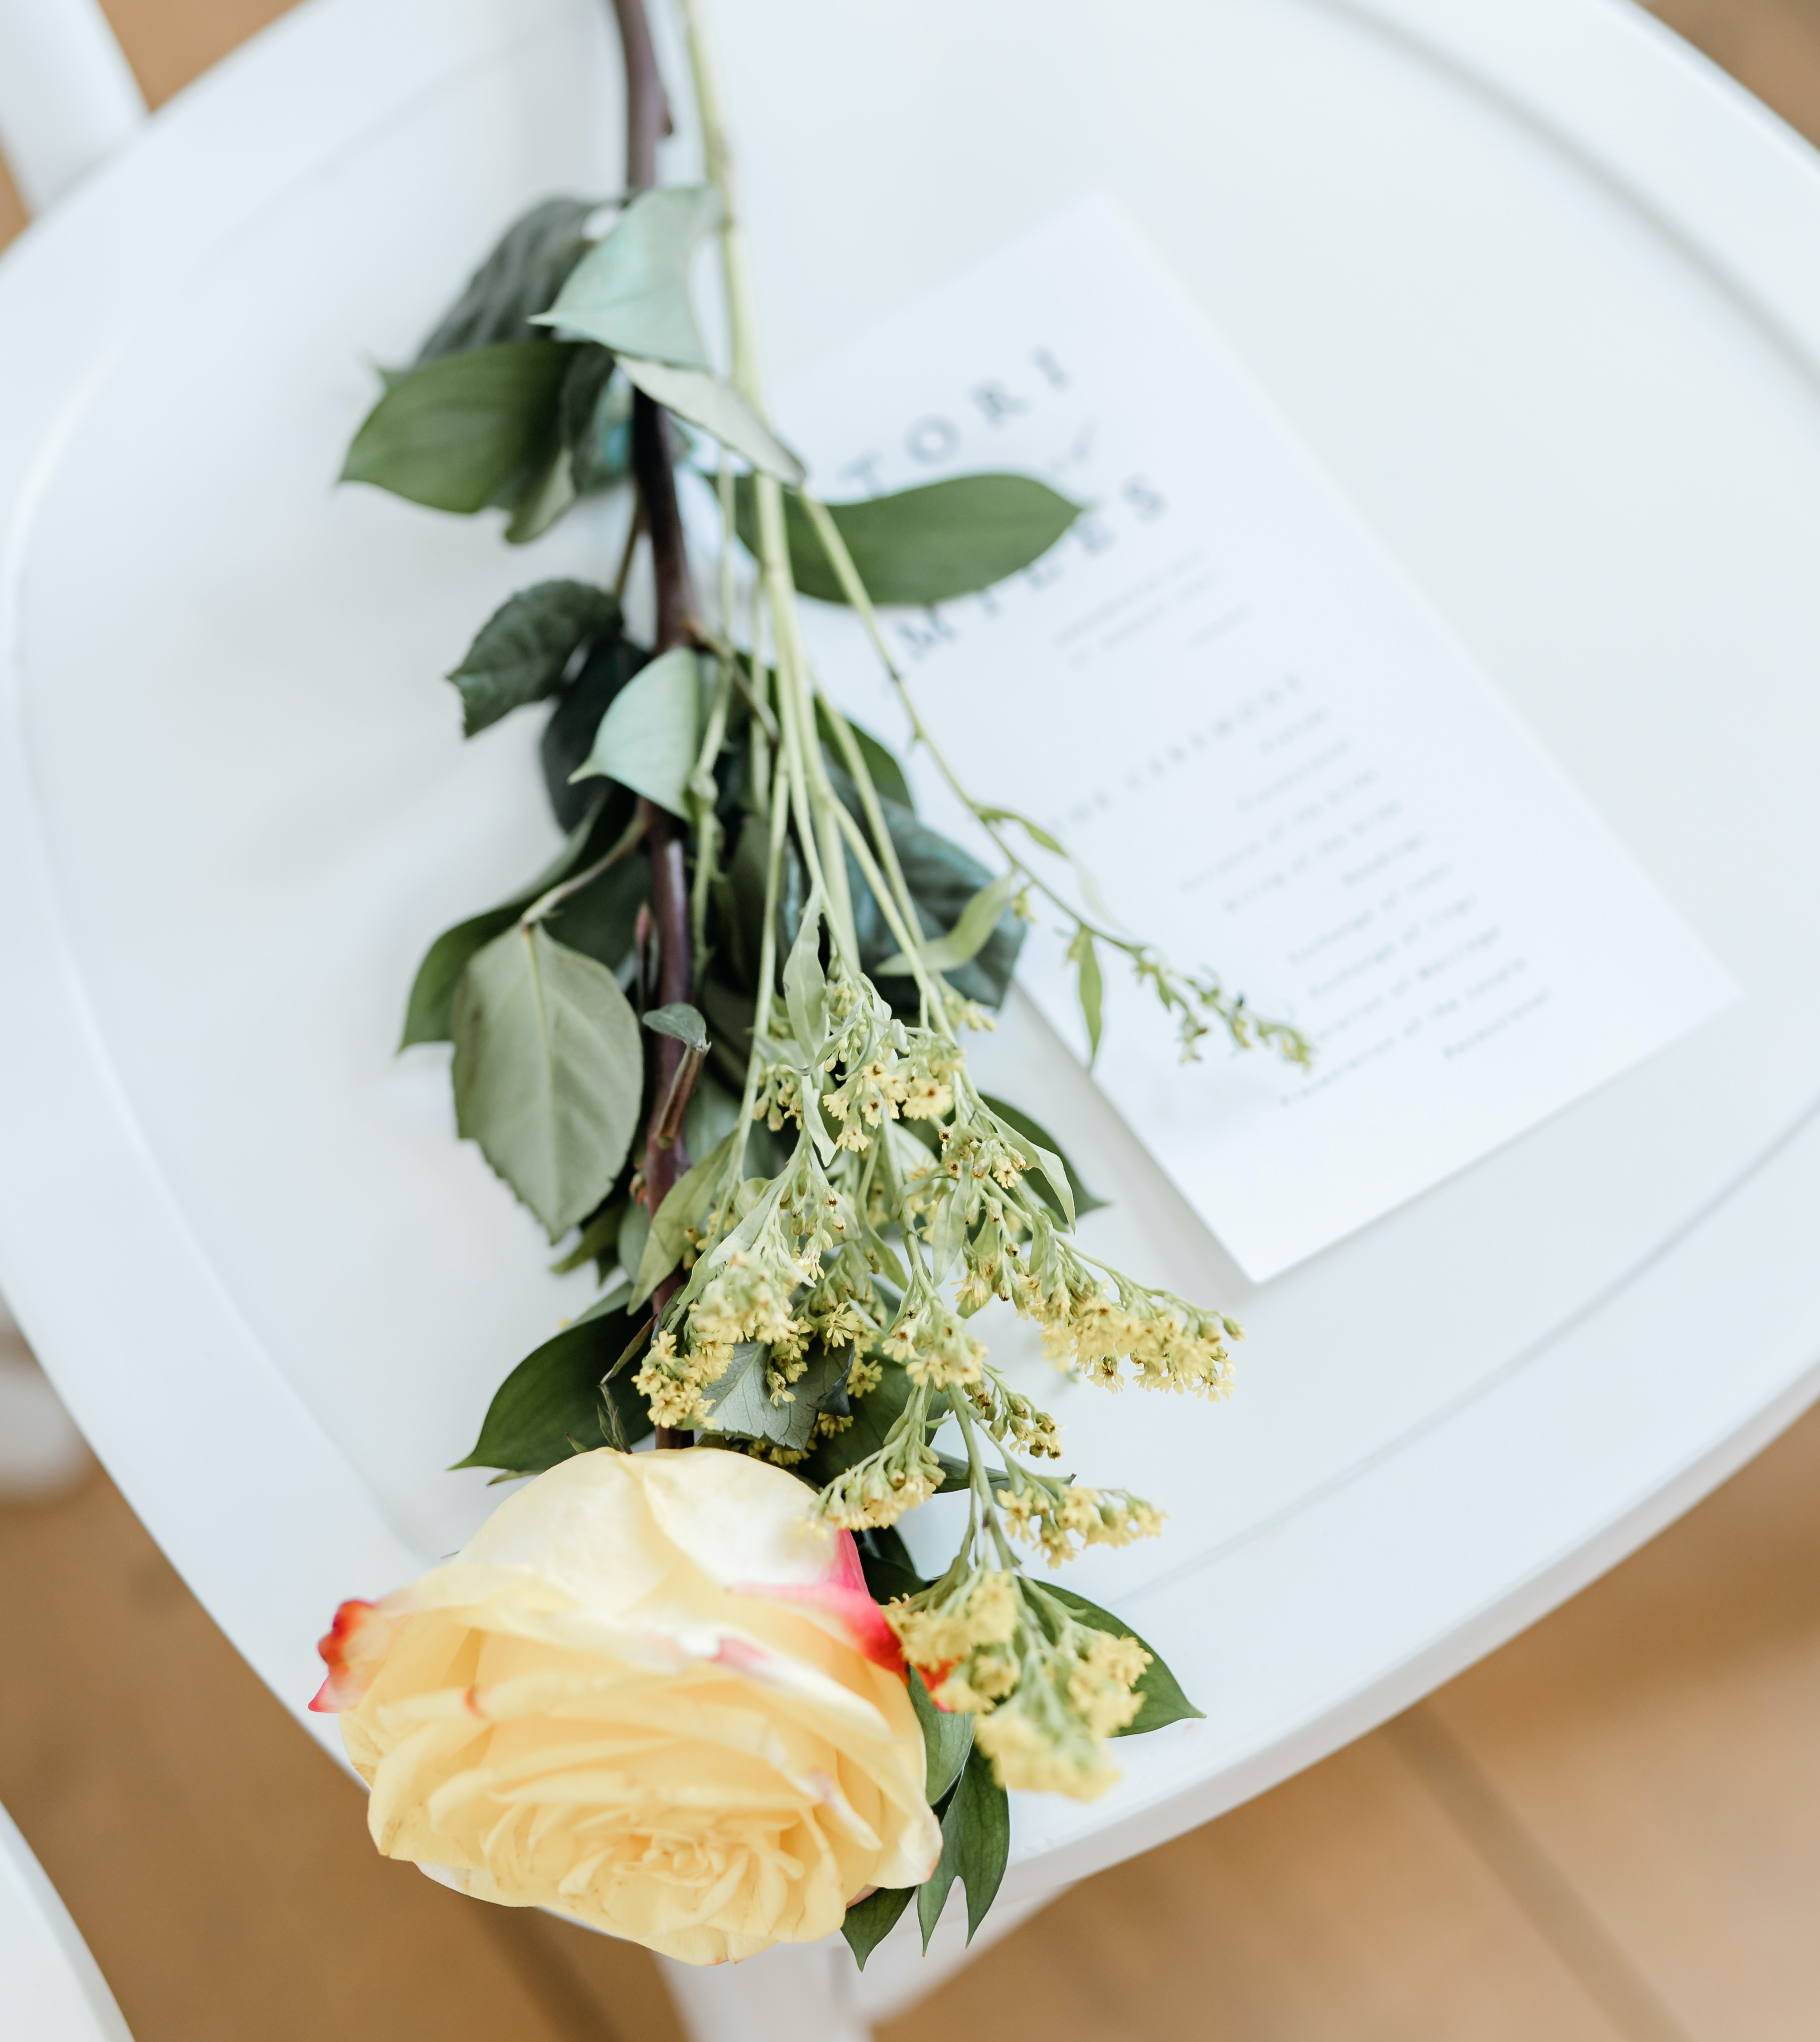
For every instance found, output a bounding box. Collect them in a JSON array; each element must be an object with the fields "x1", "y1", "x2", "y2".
[
  {"x1": 729, "y1": 1578, "x2": 904, "y2": 1676},
  {"x1": 308, "y1": 1598, "x2": 398, "y2": 1713}
]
